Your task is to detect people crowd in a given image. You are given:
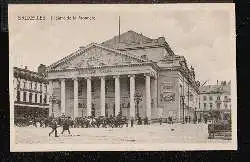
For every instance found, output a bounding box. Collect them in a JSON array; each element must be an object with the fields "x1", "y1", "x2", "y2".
[{"x1": 15, "y1": 113, "x2": 155, "y2": 129}]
